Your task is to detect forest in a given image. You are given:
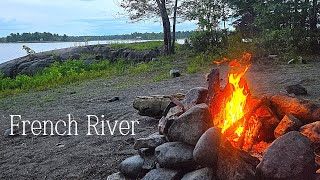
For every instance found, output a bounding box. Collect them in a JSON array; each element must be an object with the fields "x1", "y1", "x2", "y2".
[{"x1": 121, "y1": 0, "x2": 319, "y2": 57}]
